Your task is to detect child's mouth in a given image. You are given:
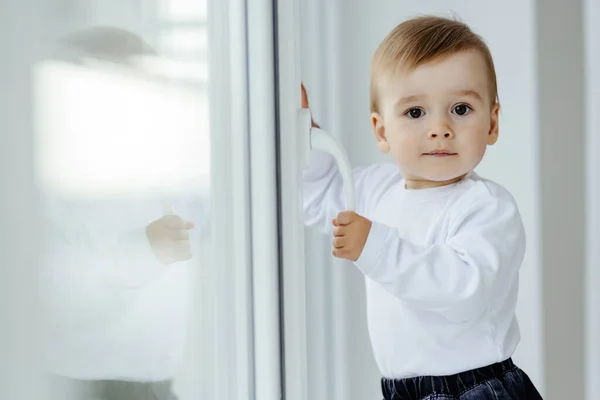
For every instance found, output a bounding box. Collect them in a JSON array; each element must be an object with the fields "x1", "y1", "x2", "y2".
[{"x1": 424, "y1": 150, "x2": 457, "y2": 157}]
